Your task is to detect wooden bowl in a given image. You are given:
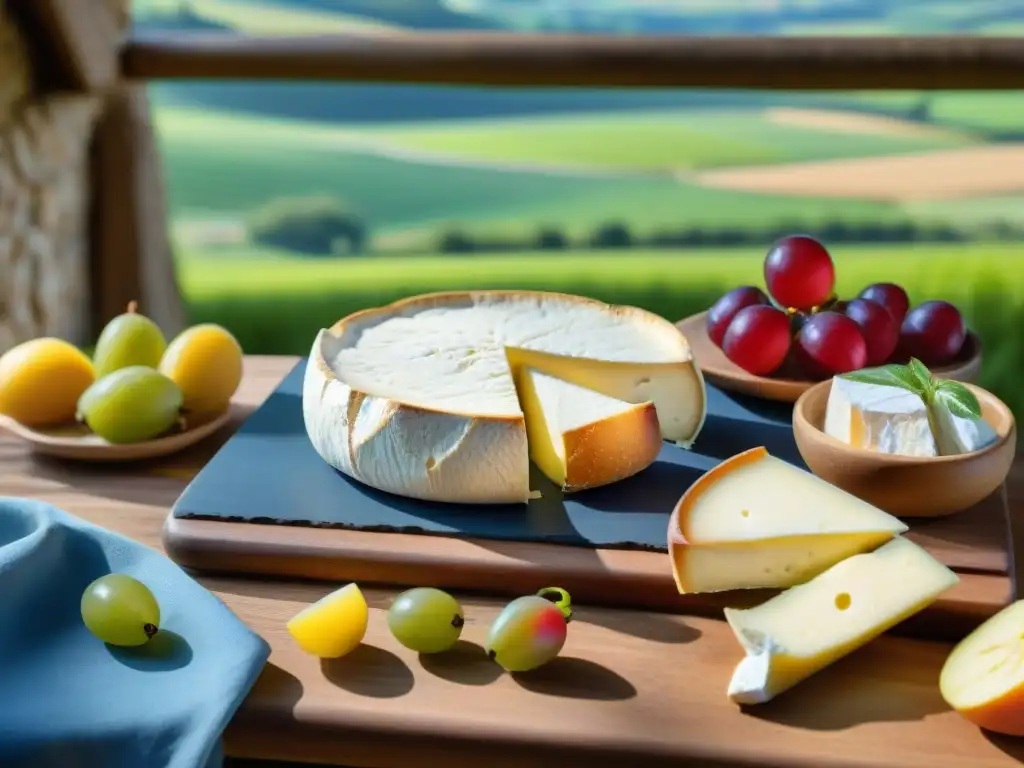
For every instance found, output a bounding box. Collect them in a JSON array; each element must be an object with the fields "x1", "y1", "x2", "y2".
[
  {"x1": 676, "y1": 311, "x2": 983, "y2": 403},
  {"x1": 0, "y1": 409, "x2": 232, "y2": 462},
  {"x1": 793, "y1": 380, "x2": 1016, "y2": 518}
]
